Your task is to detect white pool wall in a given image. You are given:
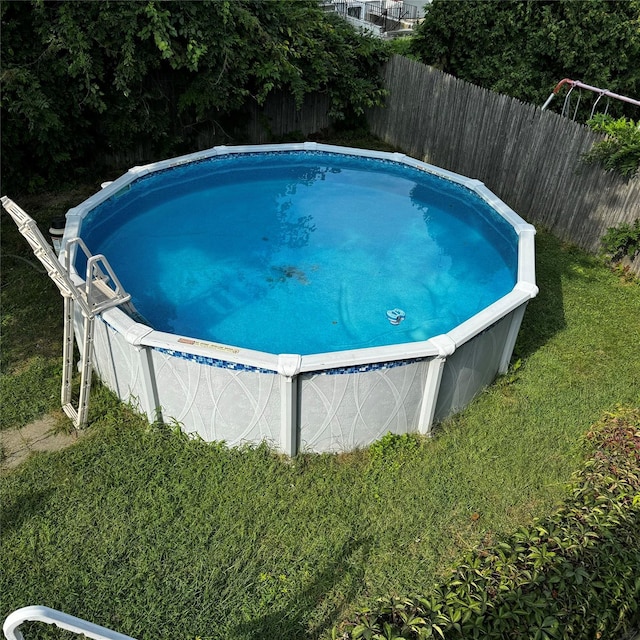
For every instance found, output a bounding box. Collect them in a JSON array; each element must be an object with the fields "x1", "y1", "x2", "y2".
[{"x1": 62, "y1": 143, "x2": 538, "y2": 454}]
